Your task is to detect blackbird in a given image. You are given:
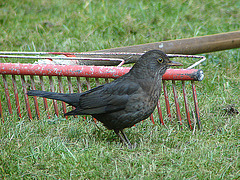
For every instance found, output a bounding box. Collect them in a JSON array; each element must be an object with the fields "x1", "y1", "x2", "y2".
[{"x1": 27, "y1": 50, "x2": 182, "y2": 148}]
